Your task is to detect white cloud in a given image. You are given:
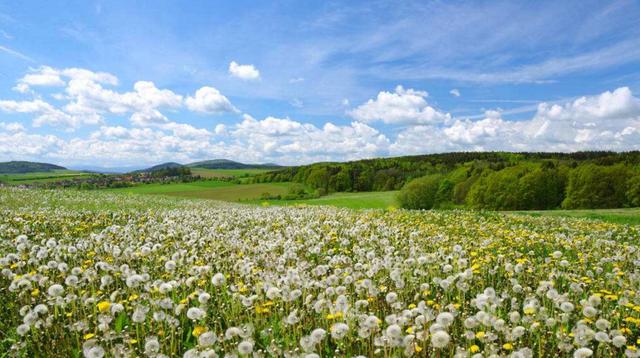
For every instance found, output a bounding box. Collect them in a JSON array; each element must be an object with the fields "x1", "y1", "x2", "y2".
[
  {"x1": 289, "y1": 77, "x2": 304, "y2": 83},
  {"x1": 231, "y1": 115, "x2": 389, "y2": 161},
  {"x1": 390, "y1": 87, "x2": 640, "y2": 155},
  {"x1": 0, "y1": 98, "x2": 102, "y2": 128},
  {"x1": 2, "y1": 66, "x2": 239, "y2": 129},
  {"x1": 0, "y1": 121, "x2": 24, "y2": 132},
  {"x1": 185, "y1": 86, "x2": 237, "y2": 114},
  {"x1": 349, "y1": 85, "x2": 451, "y2": 125},
  {"x1": 228, "y1": 61, "x2": 260, "y2": 80},
  {"x1": 450, "y1": 89, "x2": 461, "y2": 97}
]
